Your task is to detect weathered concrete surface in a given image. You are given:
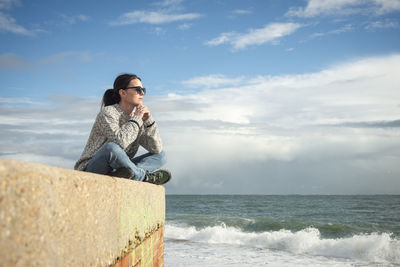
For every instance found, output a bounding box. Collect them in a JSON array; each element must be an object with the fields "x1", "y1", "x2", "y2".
[{"x1": 0, "y1": 159, "x2": 165, "y2": 267}]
